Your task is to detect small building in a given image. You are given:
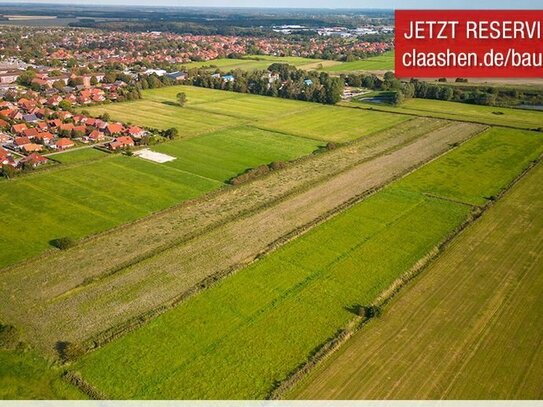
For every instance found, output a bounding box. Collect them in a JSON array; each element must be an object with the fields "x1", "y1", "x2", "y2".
[
  {"x1": 55, "y1": 138, "x2": 75, "y2": 150},
  {"x1": 22, "y1": 143, "x2": 43, "y2": 153},
  {"x1": 106, "y1": 123, "x2": 124, "y2": 135},
  {"x1": 166, "y1": 71, "x2": 188, "y2": 81},
  {"x1": 20, "y1": 153, "x2": 47, "y2": 168},
  {"x1": 108, "y1": 136, "x2": 134, "y2": 150}
]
